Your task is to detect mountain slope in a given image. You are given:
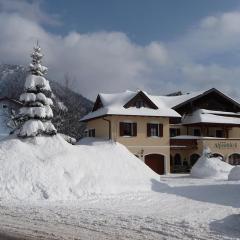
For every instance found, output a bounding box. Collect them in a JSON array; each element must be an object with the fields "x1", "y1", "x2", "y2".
[{"x1": 0, "y1": 64, "x2": 93, "y2": 139}]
